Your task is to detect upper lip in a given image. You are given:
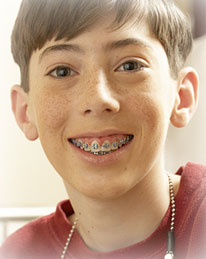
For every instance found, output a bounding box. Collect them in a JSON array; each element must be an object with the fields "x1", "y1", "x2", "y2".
[{"x1": 68, "y1": 129, "x2": 133, "y2": 139}]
